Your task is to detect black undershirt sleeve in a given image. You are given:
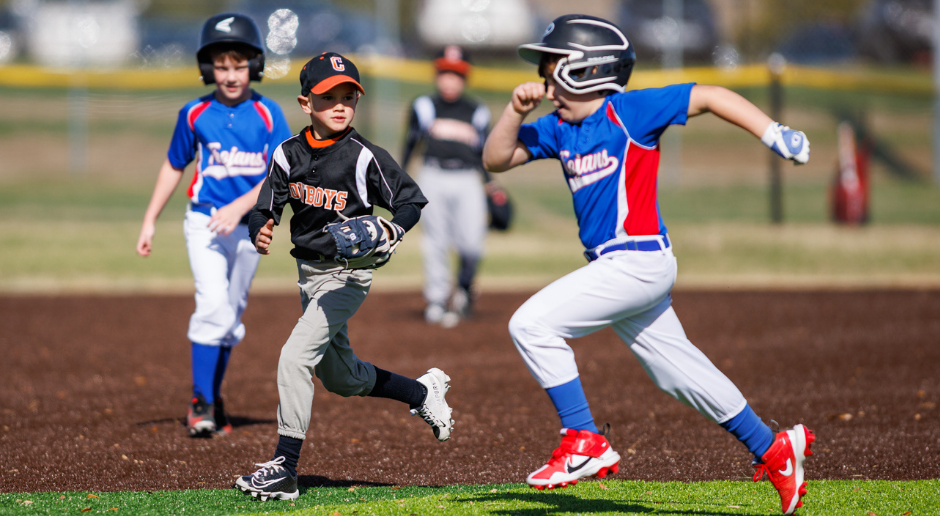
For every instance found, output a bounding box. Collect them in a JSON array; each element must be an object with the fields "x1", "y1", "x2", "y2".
[{"x1": 389, "y1": 203, "x2": 421, "y2": 232}]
